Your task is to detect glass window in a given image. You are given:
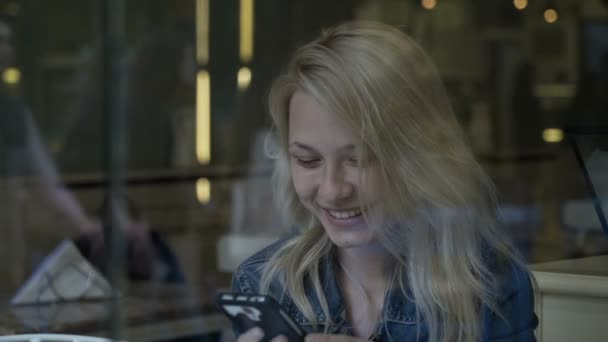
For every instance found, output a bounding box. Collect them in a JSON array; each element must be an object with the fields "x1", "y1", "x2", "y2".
[{"x1": 1, "y1": 0, "x2": 607, "y2": 340}]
